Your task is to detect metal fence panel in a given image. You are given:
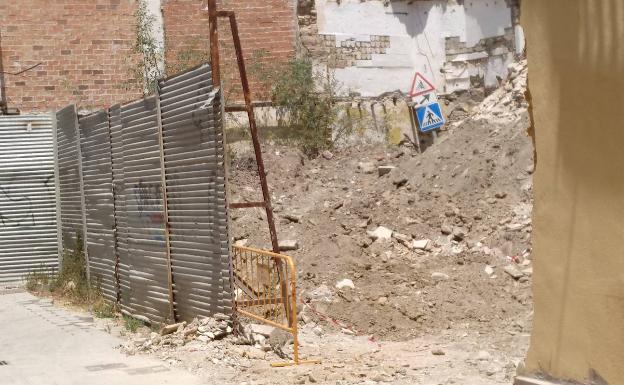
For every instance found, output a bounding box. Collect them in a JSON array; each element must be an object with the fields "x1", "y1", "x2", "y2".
[
  {"x1": 159, "y1": 64, "x2": 232, "y2": 319},
  {"x1": 0, "y1": 114, "x2": 58, "y2": 284},
  {"x1": 56, "y1": 105, "x2": 86, "y2": 252},
  {"x1": 78, "y1": 111, "x2": 117, "y2": 300},
  {"x1": 120, "y1": 97, "x2": 170, "y2": 324}
]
